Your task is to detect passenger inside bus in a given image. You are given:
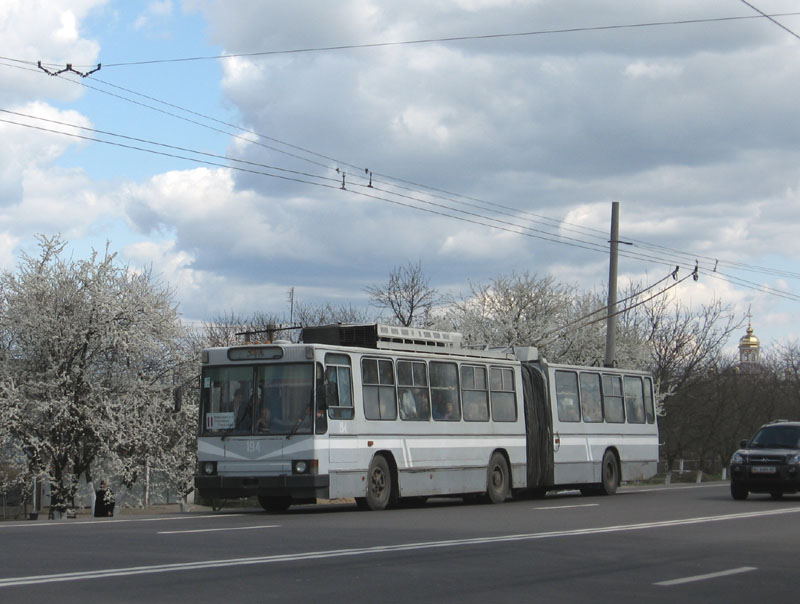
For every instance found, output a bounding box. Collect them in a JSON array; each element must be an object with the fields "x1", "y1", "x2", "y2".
[{"x1": 400, "y1": 389, "x2": 417, "y2": 419}]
